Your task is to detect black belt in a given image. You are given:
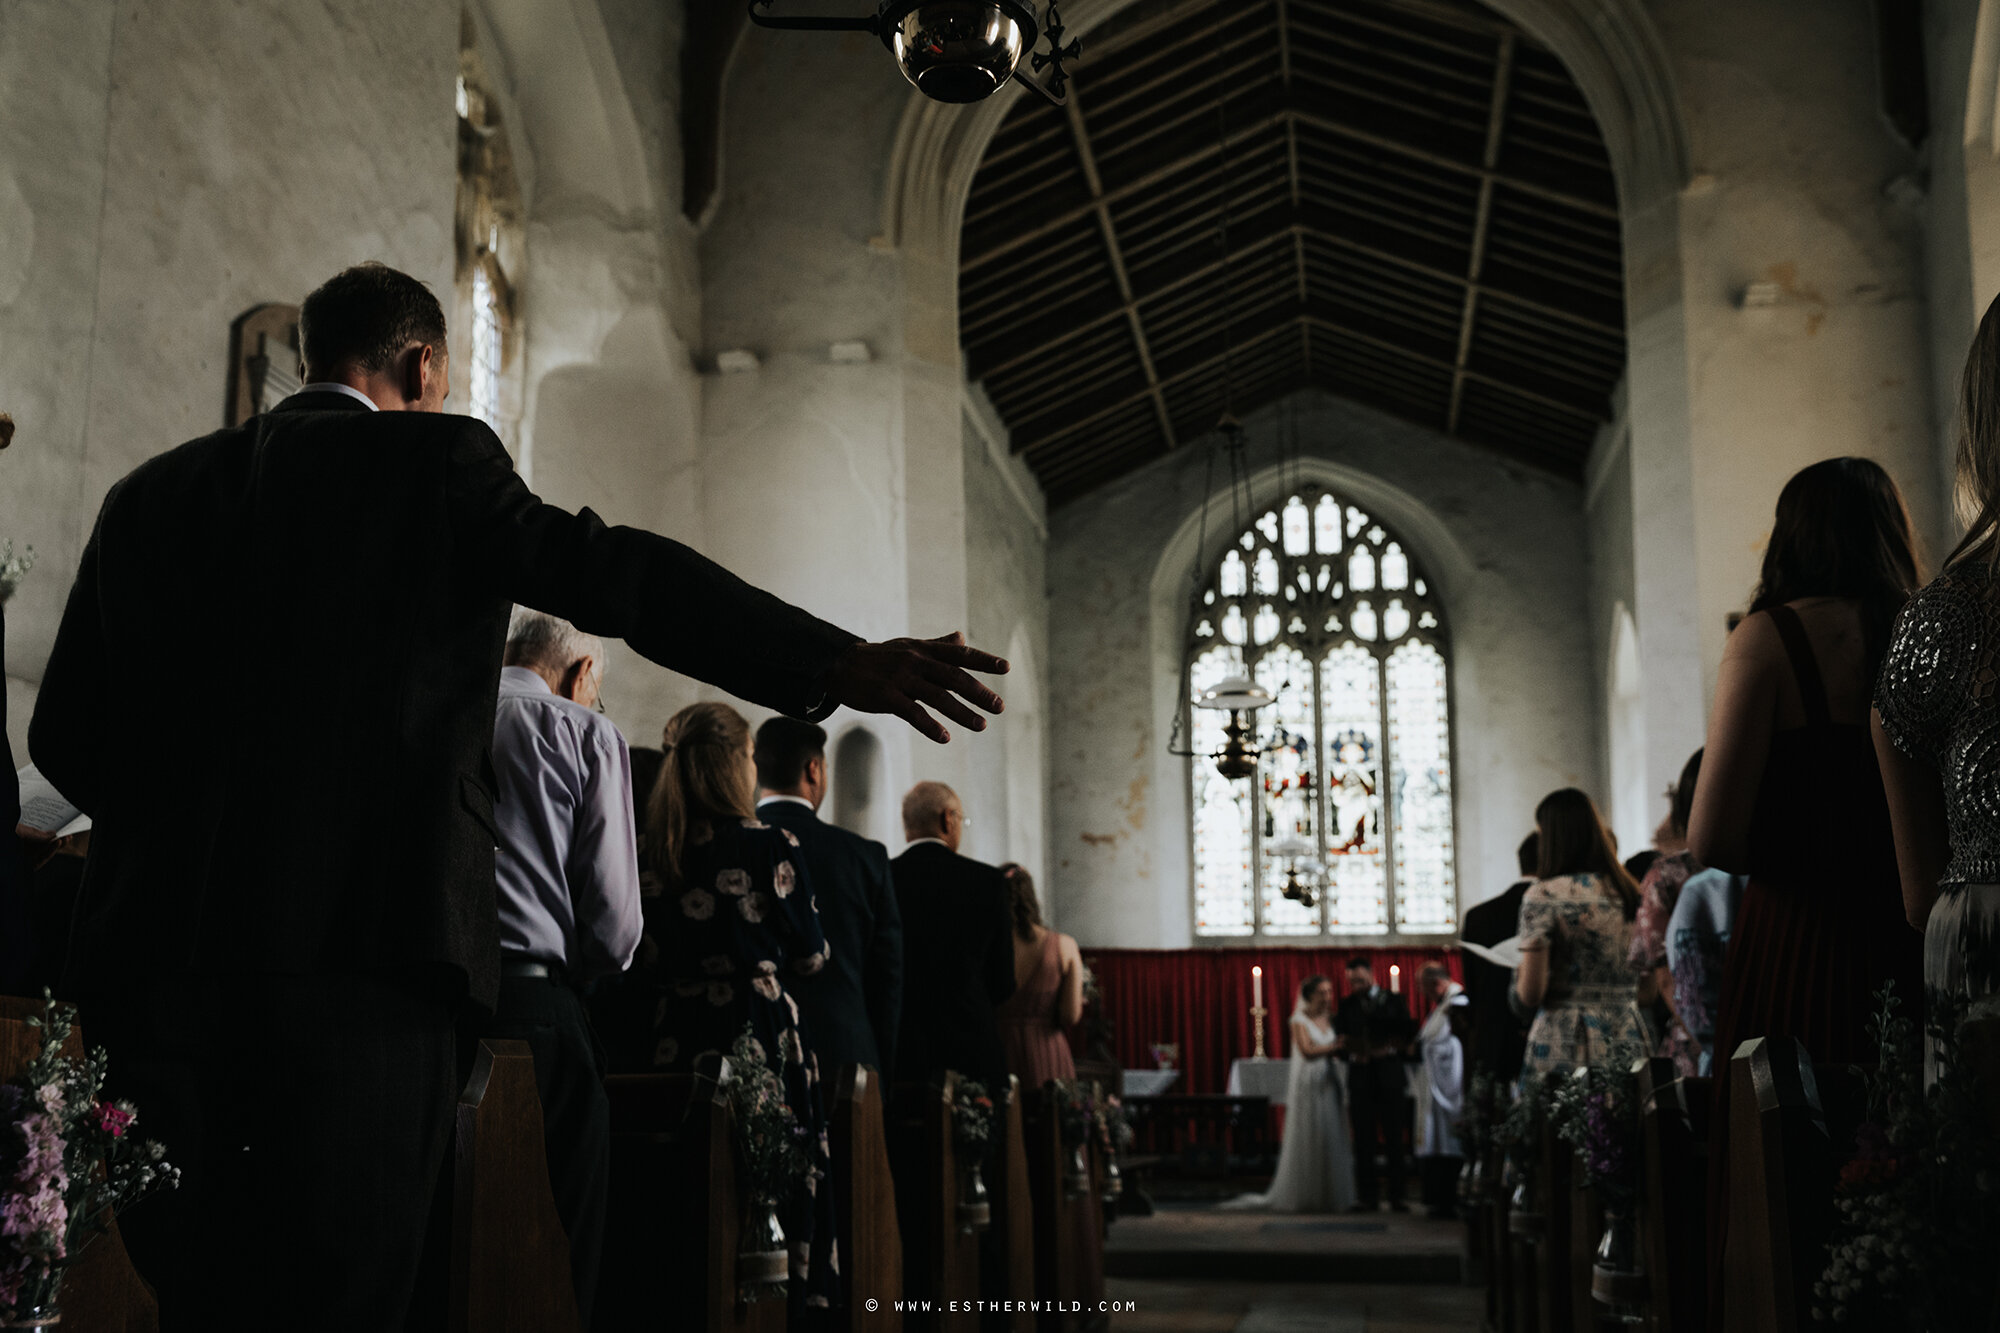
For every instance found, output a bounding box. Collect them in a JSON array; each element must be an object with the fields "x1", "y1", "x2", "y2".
[{"x1": 501, "y1": 958, "x2": 561, "y2": 980}]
